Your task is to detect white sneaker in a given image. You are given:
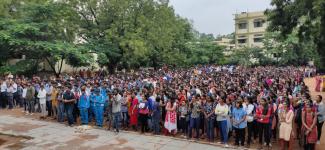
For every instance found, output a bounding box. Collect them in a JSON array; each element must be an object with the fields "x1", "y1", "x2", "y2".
[
  {"x1": 317, "y1": 141, "x2": 320, "y2": 144},
  {"x1": 224, "y1": 144, "x2": 229, "y2": 148}
]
